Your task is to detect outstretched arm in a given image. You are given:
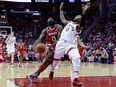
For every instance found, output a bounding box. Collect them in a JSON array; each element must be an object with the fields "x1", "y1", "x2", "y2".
[
  {"x1": 82, "y1": 2, "x2": 91, "y2": 15},
  {"x1": 80, "y1": 2, "x2": 91, "y2": 27},
  {"x1": 77, "y1": 36, "x2": 91, "y2": 49},
  {"x1": 33, "y1": 28, "x2": 47, "y2": 47},
  {"x1": 60, "y1": 2, "x2": 71, "y2": 25}
]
